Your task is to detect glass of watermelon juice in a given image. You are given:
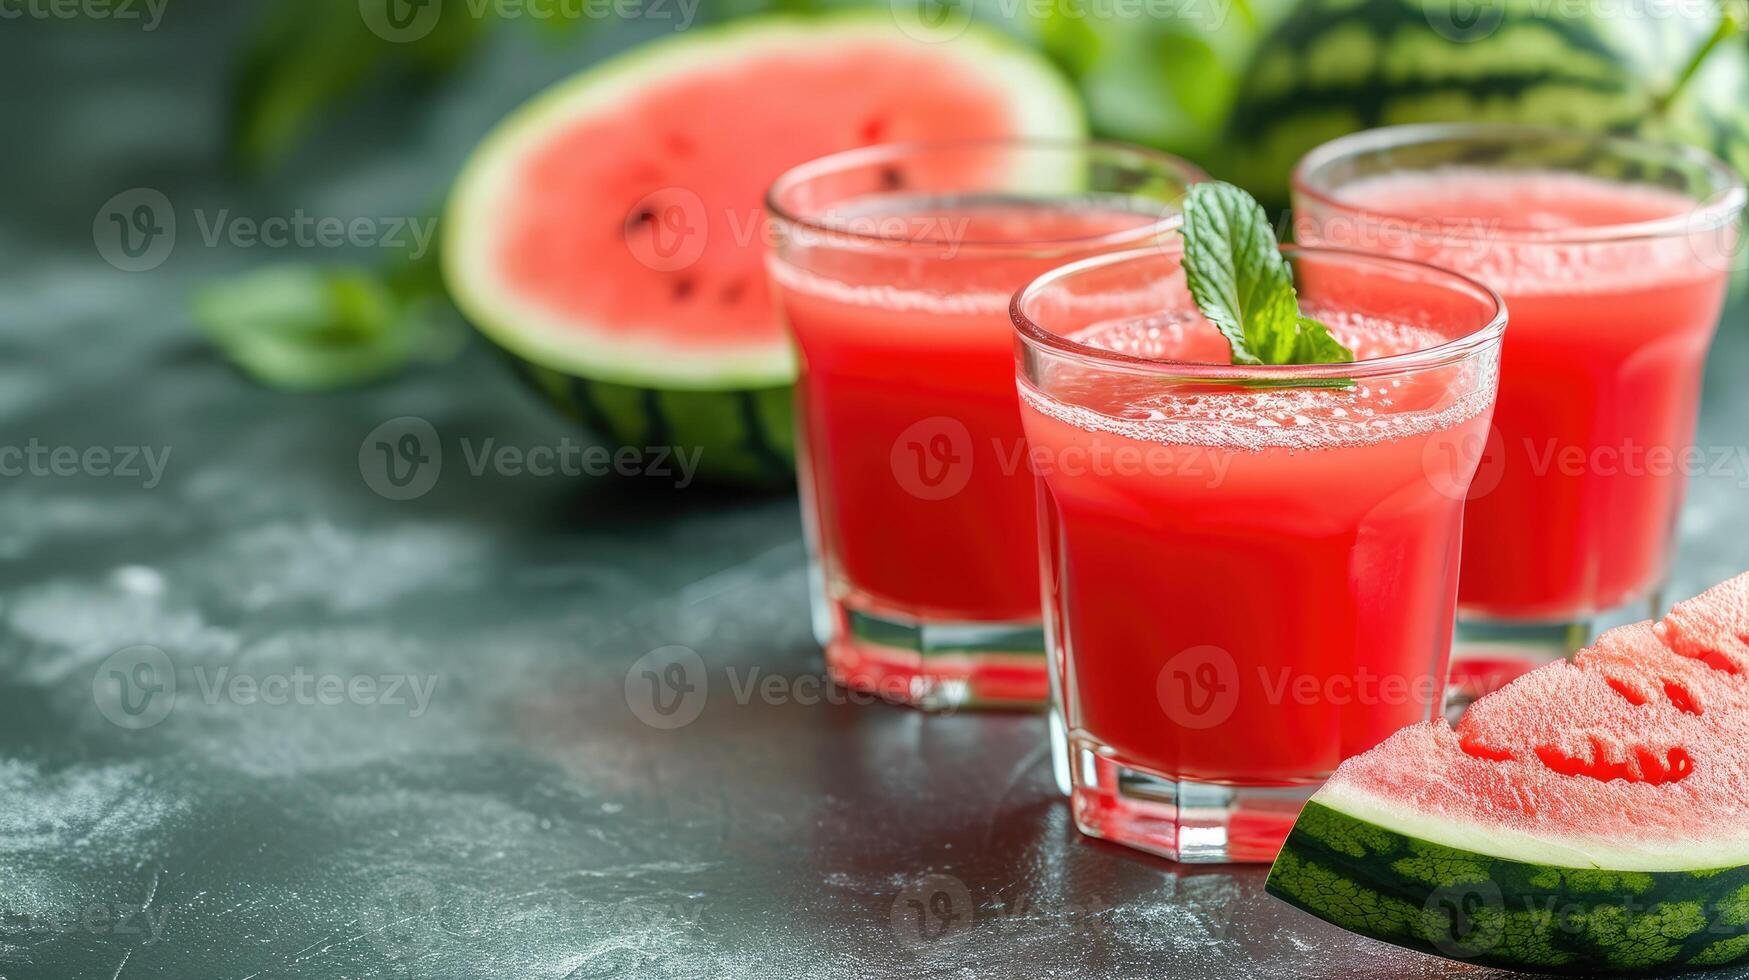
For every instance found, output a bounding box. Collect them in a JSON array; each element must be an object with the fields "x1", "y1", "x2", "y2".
[
  {"x1": 1293, "y1": 125, "x2": 1746, "y2": 673},
  {"x1": 765, "y1": 141, "x2": 1205, "y2": 710},
  {"x1": 1013, "y1": 245, "x2": 1505, "y2": 862}
]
